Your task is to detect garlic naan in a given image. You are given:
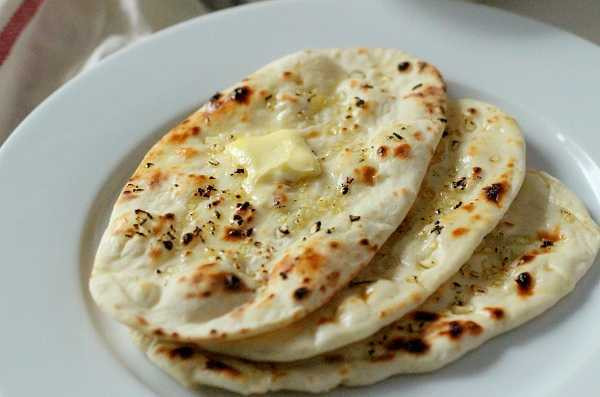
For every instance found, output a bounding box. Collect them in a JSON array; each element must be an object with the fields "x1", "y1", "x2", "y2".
[
  {"x1": 196, "y1": 98, "x2": 525, "y2": 361},
  {"x1": 90, "y1": 48, "x2": 446, "y2": 341},
  {"x1": 134, "y1": 171, "x2": 600, "y2": 394}
]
